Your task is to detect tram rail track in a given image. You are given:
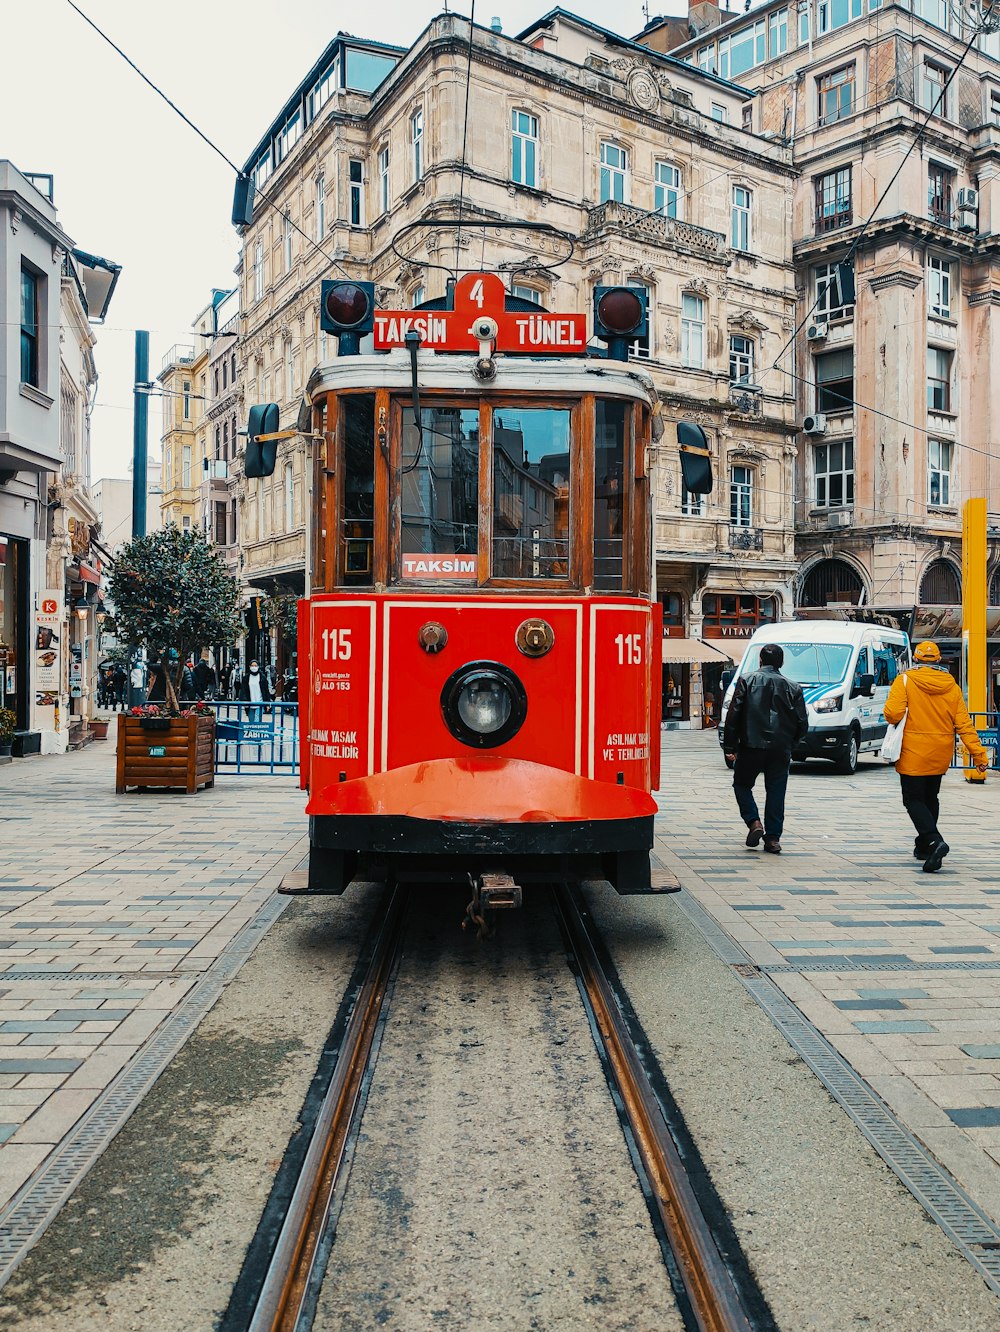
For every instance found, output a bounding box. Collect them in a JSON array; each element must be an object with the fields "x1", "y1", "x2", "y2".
[{"x1": 224, "y1": 882, "x2": 769, "y2": 1332}]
